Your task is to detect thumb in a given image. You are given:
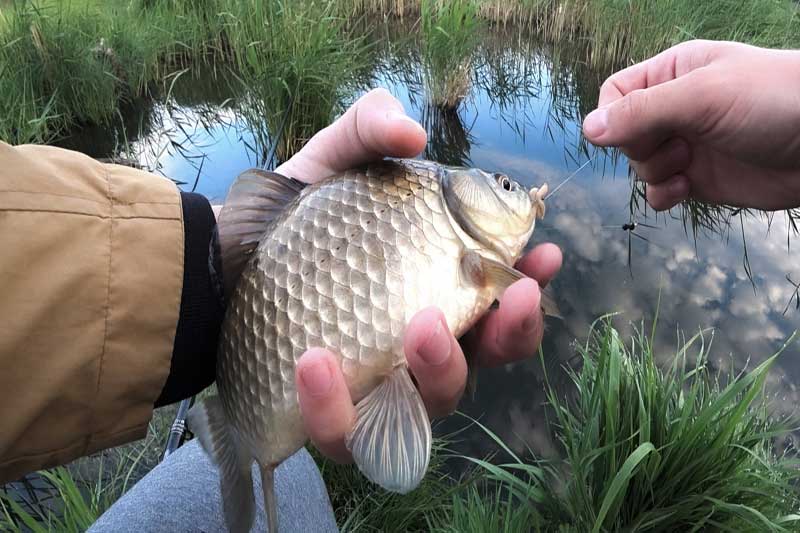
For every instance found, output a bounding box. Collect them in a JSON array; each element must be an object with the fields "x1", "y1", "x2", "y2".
[{"x1": 582, "y1": 71, "x2": 708, "y2": 161}]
